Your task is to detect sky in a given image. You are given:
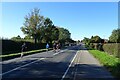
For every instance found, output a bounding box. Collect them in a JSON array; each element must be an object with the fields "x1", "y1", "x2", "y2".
[{"x1": 1, "y1": 2, "x2": 118, "y2": 40}]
